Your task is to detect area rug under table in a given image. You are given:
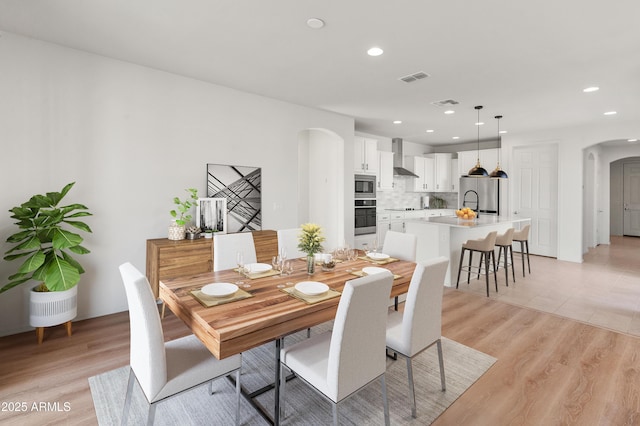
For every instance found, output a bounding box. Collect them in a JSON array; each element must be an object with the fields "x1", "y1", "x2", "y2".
[{"x1": 89, "y1": 328, "x2": 495, "y2": 426}]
